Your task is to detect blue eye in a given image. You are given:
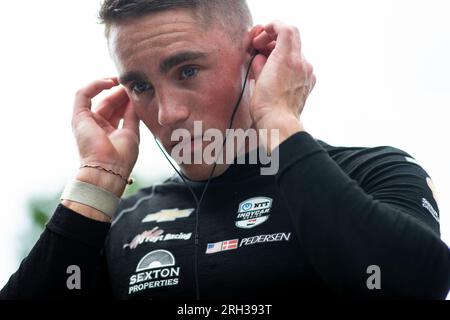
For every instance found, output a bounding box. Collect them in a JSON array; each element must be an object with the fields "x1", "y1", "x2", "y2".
[
  {"x1": 132, "y1": 82, "x2": 152, "y2": 95},
  {"x1": 181, "y1": 66, "x2": 199, "y2": 80}
]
